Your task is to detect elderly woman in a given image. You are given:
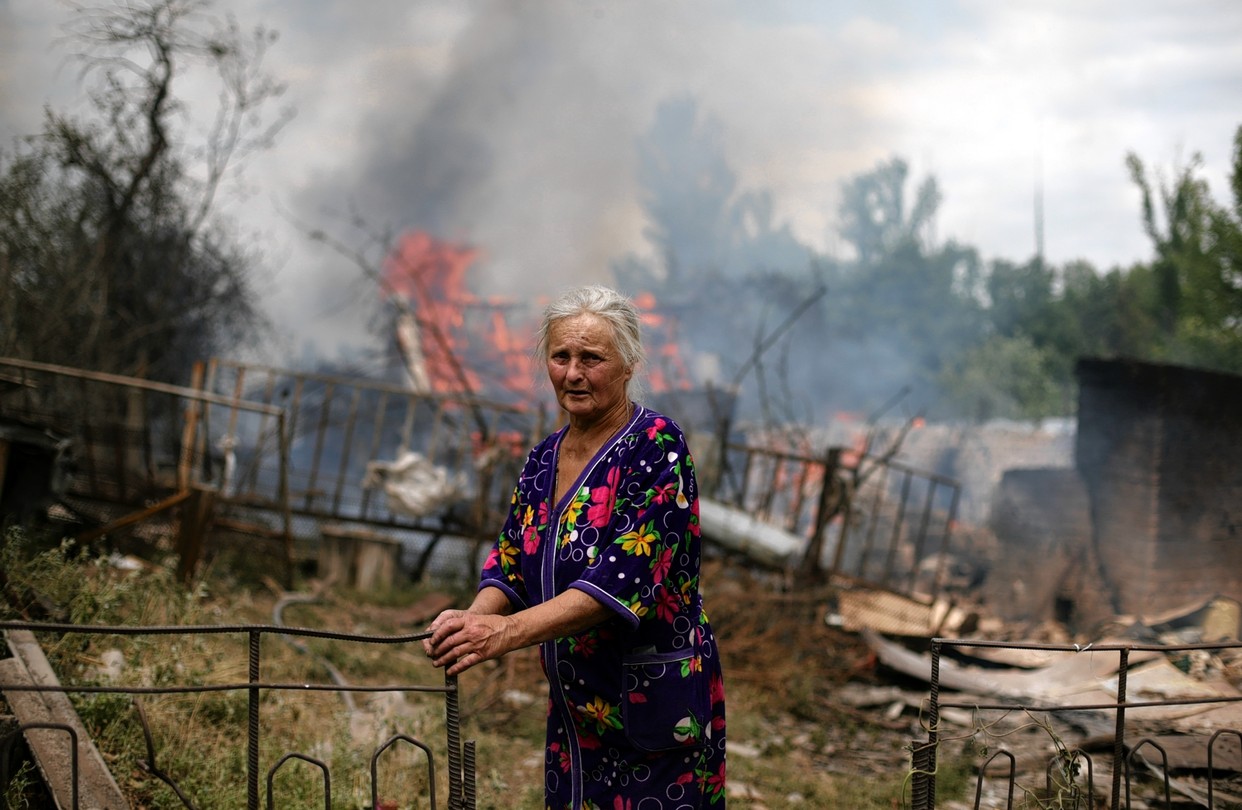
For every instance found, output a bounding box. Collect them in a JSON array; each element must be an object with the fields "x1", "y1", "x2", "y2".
[{"x1": 424, "y1": 284, "x2": 727, "y2": 808}]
